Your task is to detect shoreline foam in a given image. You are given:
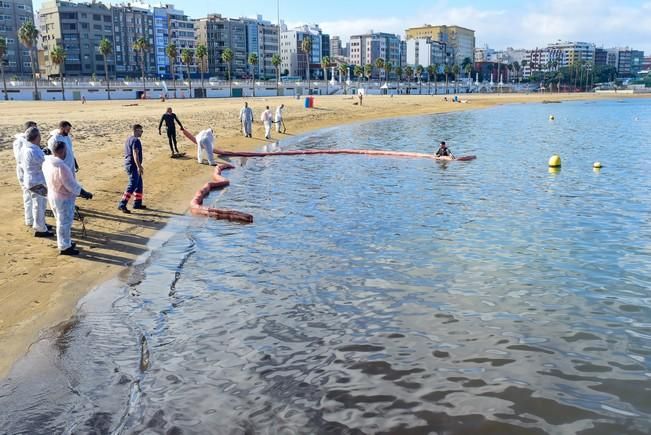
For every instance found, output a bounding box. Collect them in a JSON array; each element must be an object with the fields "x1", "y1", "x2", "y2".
[{"x1": 0, "y1": 92, "x2": 645, "y2": 379}]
